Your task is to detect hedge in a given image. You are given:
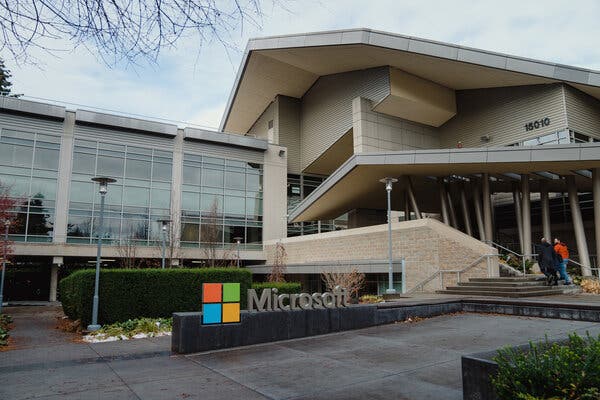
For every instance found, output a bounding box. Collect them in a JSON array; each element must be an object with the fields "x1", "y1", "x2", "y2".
[
  {"x1": 251, "y1": 282, "x2": 302, "y2": 296},
  {"x1": 59, "y1": 268, "x2": 252, "y2": 325}
]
